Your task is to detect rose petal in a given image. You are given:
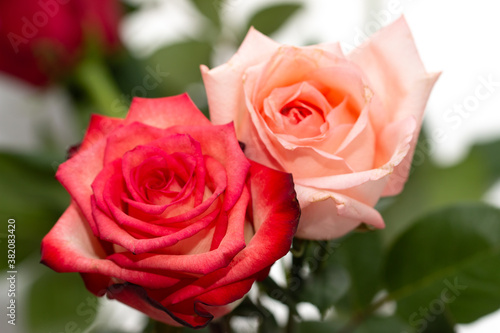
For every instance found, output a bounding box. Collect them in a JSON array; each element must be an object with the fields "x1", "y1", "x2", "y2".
[
  {"x1": 105, "y1": 283, "x2": 204, "y2": 328},
  {"x1": 382, "y1": 74, "x2": 439, "y2": 195},
  {"x1": 294, "y1": 184, "x2": 384, "y2": 239},
  {"x1": 106, "y1": 283, "x2": 185, "y2": 327},
  {"x1": 106, "y1": 189, "x2": 246, "y2": 275},
  {"x1": 348, "y1": 16, "x2": 440, "y2": 194},
  {"x1": 334, "y1": 103, "x2": 376, "y2": 171},
  {"x1": 245, "y1": 47, "x2": 352, "y2": 110},
  {"x1": 160, "y1": 162, "x2": 299, "y2": 305},
  {"x1": 263, "y1": 81, "x2": 330, "y2": 138},
  {"x1": 120, "y1": 136, "x2": 204, "y2": 207},
  {"x1": 103, "y1": 122, "x2": 164, "y2": 165},
  {"x1": 125, "y1": 94, "x2": 211, "y2": 128},
  {"x1": 79, "y1": 114, "x2": 123, "y2": 153},
  {"x1": 56, "y1": 139, "x2": 107, "y2": 236},
  {"x1": 166, "y1": 123, "x2": 251, "y2": 212},
  {"x1": 40, "y1": 204, "x2": 183, "y2": 290},
  {"x1": 201, "y1": 27, "x2": 280, "y2": 127}
]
